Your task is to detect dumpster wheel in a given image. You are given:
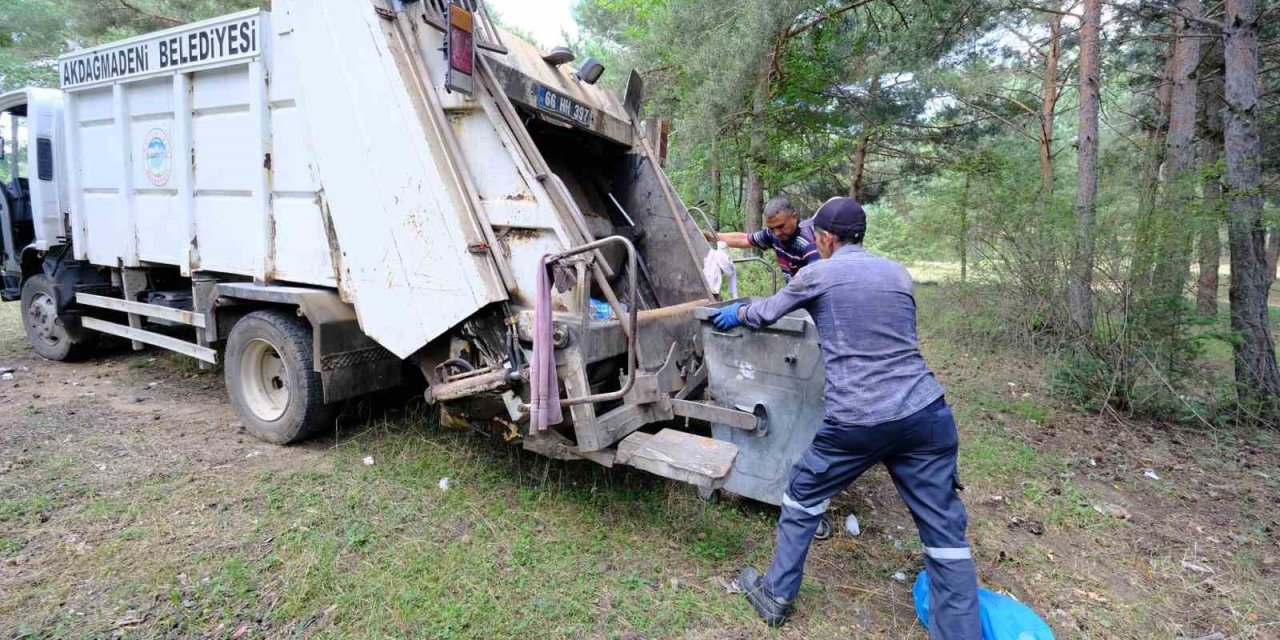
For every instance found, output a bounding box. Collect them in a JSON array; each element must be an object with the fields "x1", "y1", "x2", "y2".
[
  {"x1": 814, "y1": 514, "x2": 834, "y2": 541},
  {"x1": 226, "y1": 310, "x2": 336, "y2": 445}
]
